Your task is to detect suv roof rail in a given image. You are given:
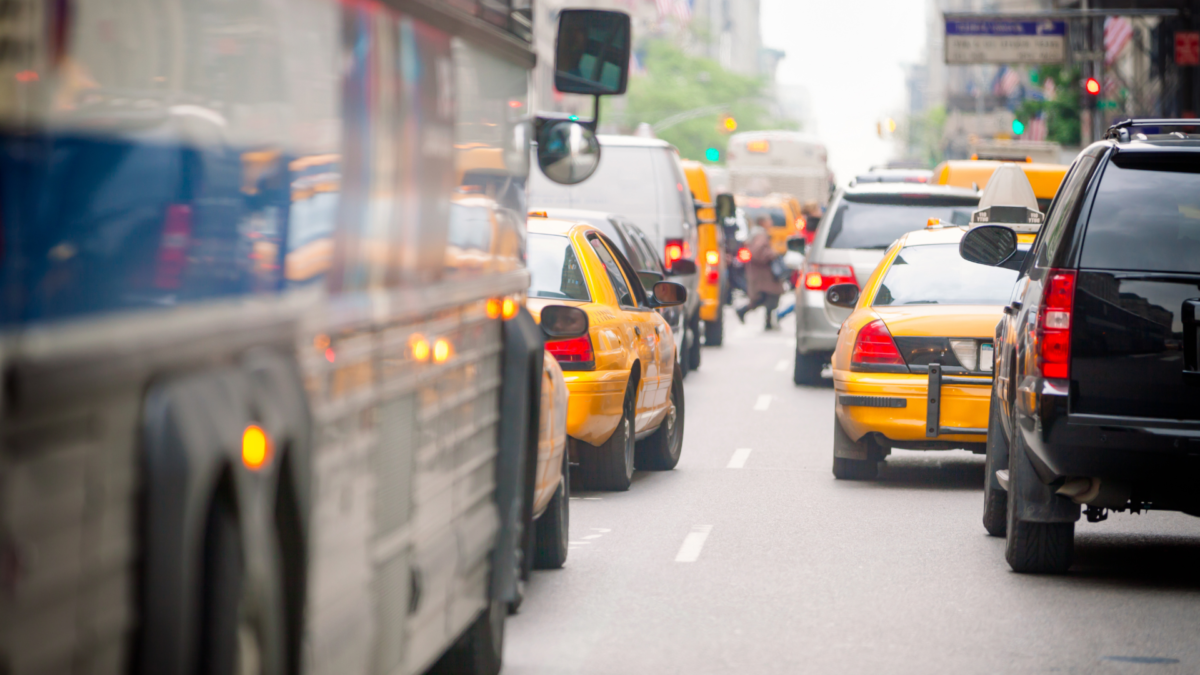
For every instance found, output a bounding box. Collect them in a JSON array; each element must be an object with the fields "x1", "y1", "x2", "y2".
[{"x1": 1105, "y1": 118, "x2": 1200, "y2": 143}]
